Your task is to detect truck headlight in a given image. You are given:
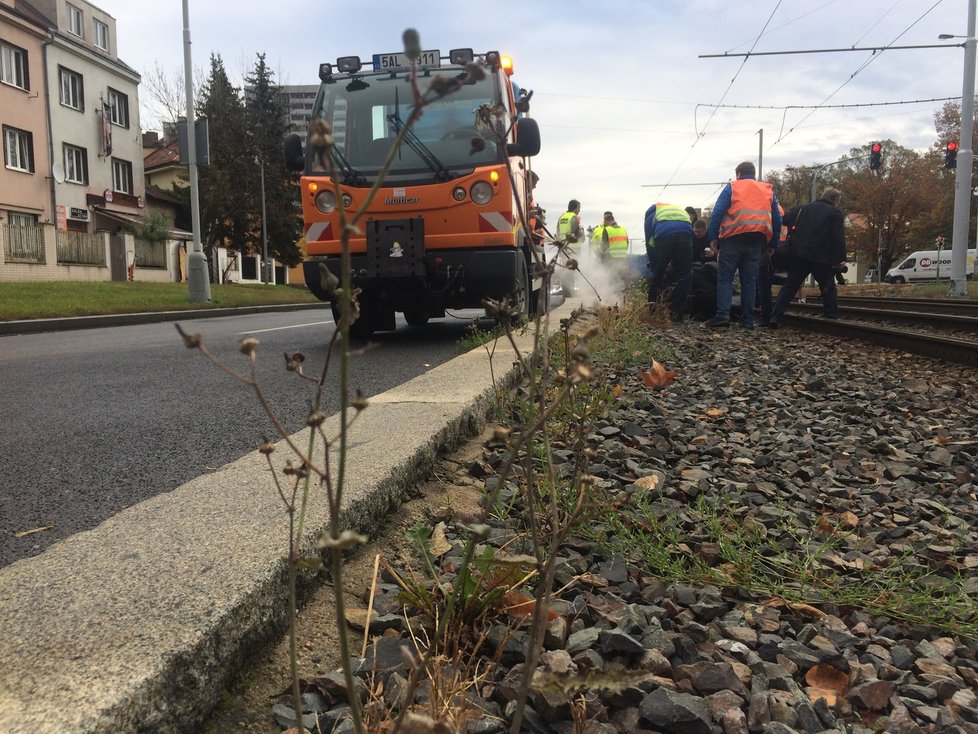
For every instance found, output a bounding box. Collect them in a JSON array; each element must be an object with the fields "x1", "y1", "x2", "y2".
[
  {"x1": 315, "y1": 190, "x2": 337, "y2": 213},
  {"x1": 470, "y1": 181, "x2": 493, "y2": 205}
]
